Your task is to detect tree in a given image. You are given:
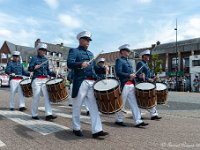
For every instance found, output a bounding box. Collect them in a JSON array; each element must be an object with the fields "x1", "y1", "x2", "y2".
[{"x1": 149, "y1": 54, "x2": 163, "y2": 75}]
